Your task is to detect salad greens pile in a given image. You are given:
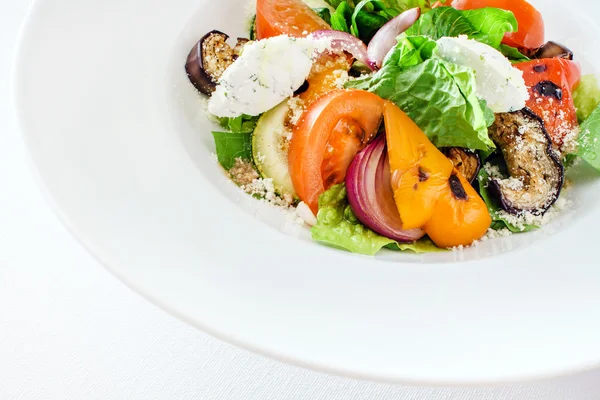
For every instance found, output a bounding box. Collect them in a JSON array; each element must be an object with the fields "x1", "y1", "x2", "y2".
[
  {"x1": 204, "y1": 0, "x2": 600, "y2": 256},
  {"x1": 324, "y1": 0, "x2": 458, "y2": 44}
]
